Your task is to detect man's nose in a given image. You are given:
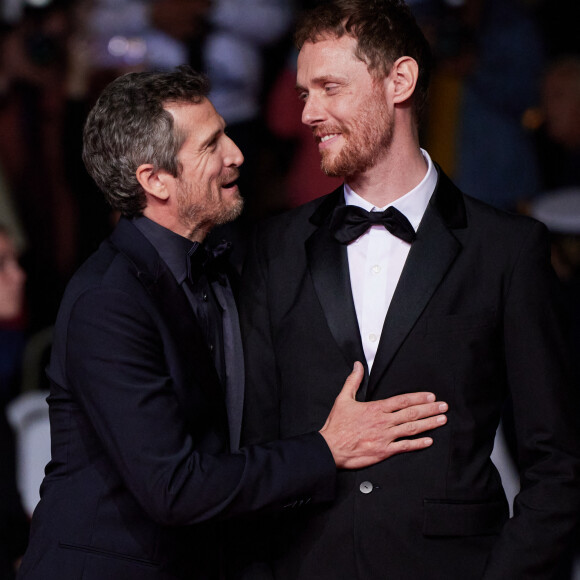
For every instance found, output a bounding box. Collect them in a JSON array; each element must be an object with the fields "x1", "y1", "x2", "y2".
[
  {"x1": 224, "y1": 135, "x2": 244, "y2": 167},
  {"x1": 301, "y1": 94, "x2": 325, "y2": 126}
]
